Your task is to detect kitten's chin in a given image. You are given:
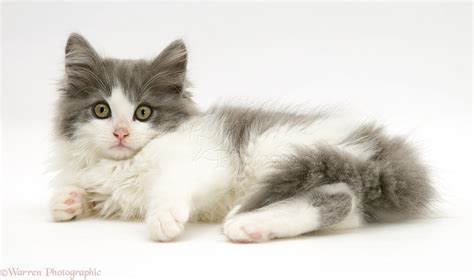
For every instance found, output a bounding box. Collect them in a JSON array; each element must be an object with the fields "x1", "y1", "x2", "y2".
[{"x1": 101, "y1": 146, "x2": 138, "y2": 160}]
